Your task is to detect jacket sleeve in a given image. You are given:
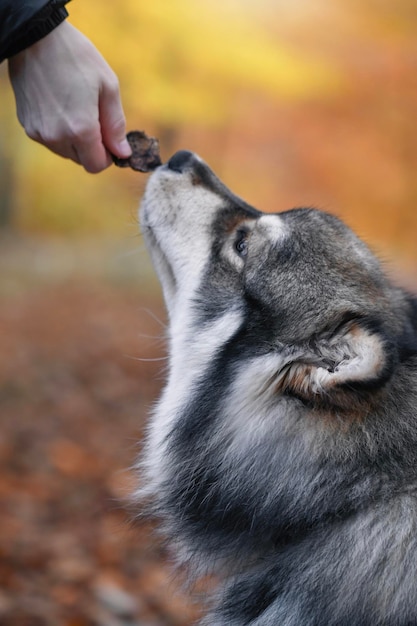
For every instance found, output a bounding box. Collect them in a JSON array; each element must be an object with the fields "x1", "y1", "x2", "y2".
[{"x1": 0, "y1": 0, "x2": 71, "y2": 63}]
